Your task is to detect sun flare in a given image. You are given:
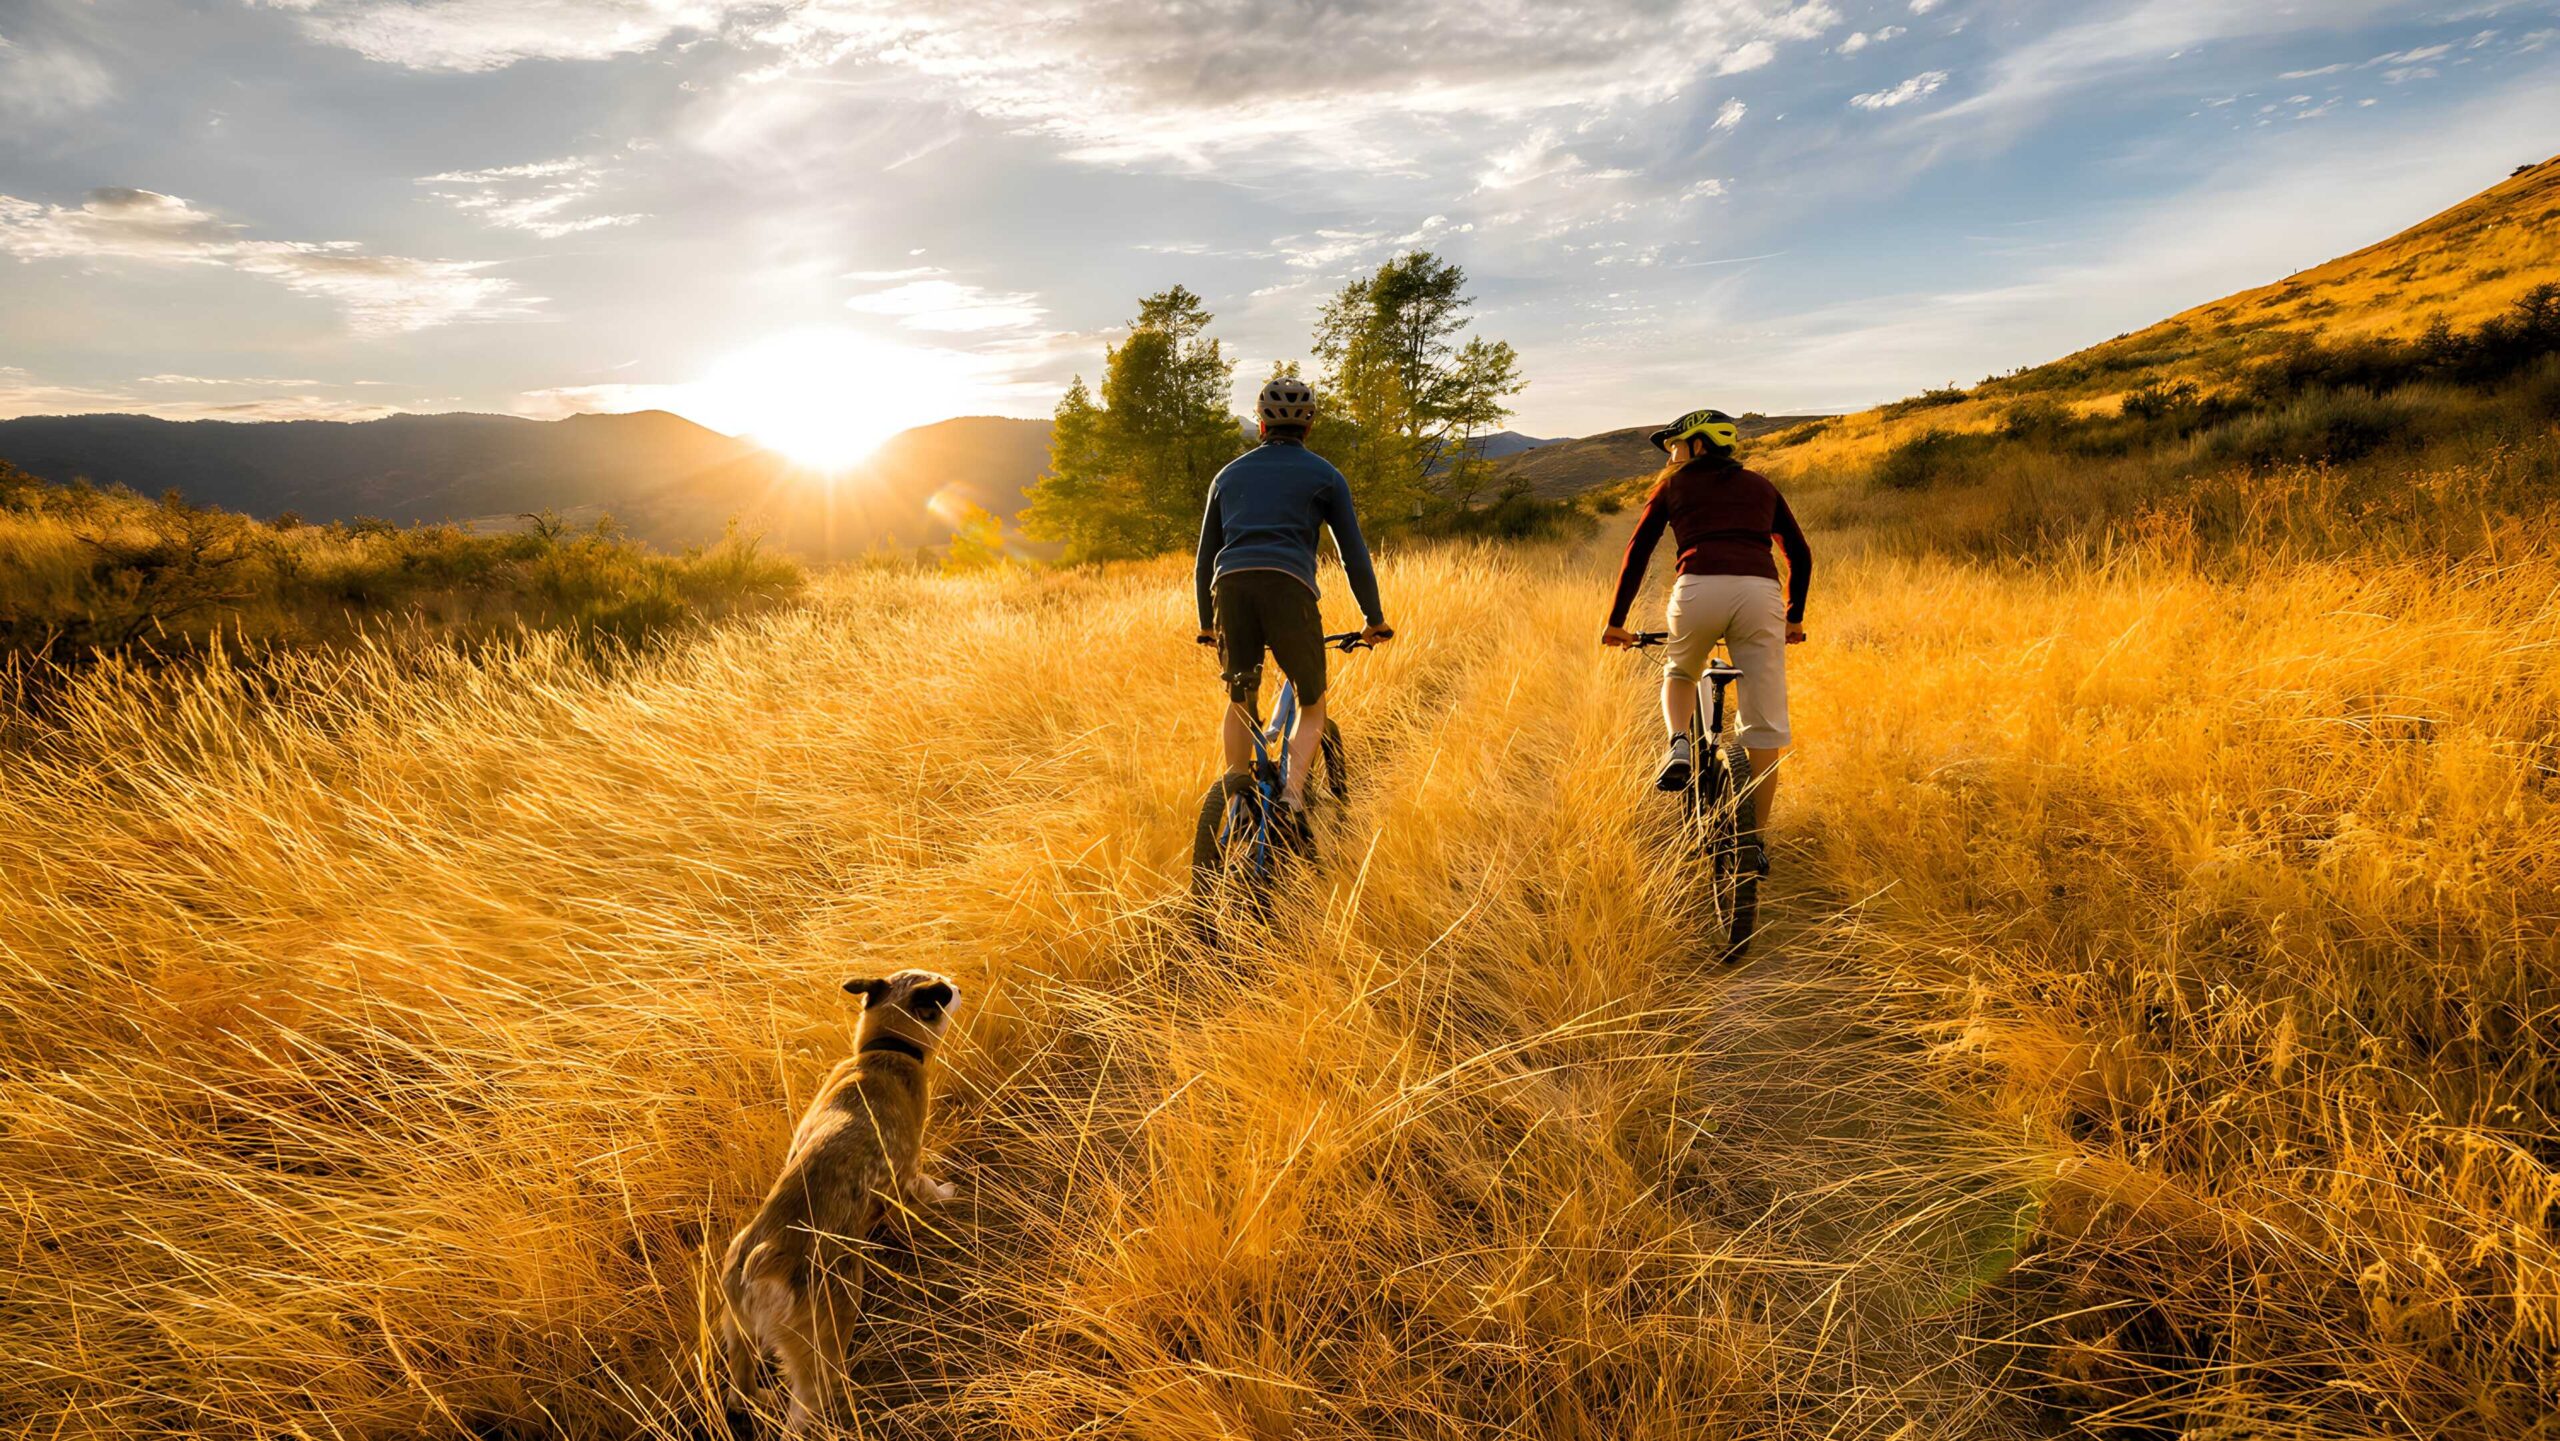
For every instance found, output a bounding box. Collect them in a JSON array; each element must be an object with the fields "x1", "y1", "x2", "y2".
[{"x1": 686, "y1": 329, "x2": 959, "y2": 470}]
